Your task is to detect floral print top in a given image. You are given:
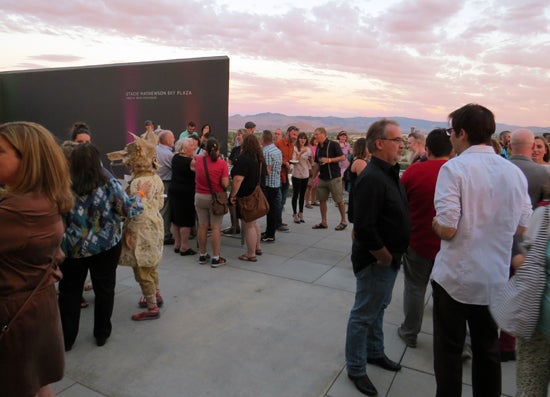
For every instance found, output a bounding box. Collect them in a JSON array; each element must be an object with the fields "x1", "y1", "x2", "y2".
[{"x1": 62, "y1": 176, "x2": 144, "y2": 258}]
